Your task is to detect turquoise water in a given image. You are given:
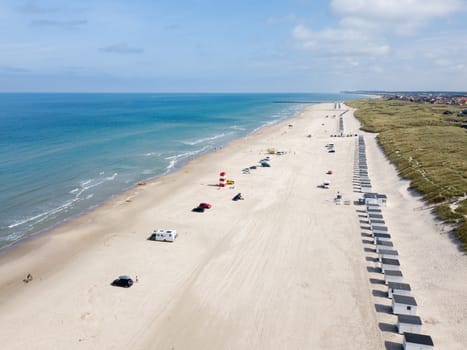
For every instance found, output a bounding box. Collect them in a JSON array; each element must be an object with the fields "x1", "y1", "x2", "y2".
[{"x1": 0, "y1": 93, "x2": 362, "y2": 248}]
